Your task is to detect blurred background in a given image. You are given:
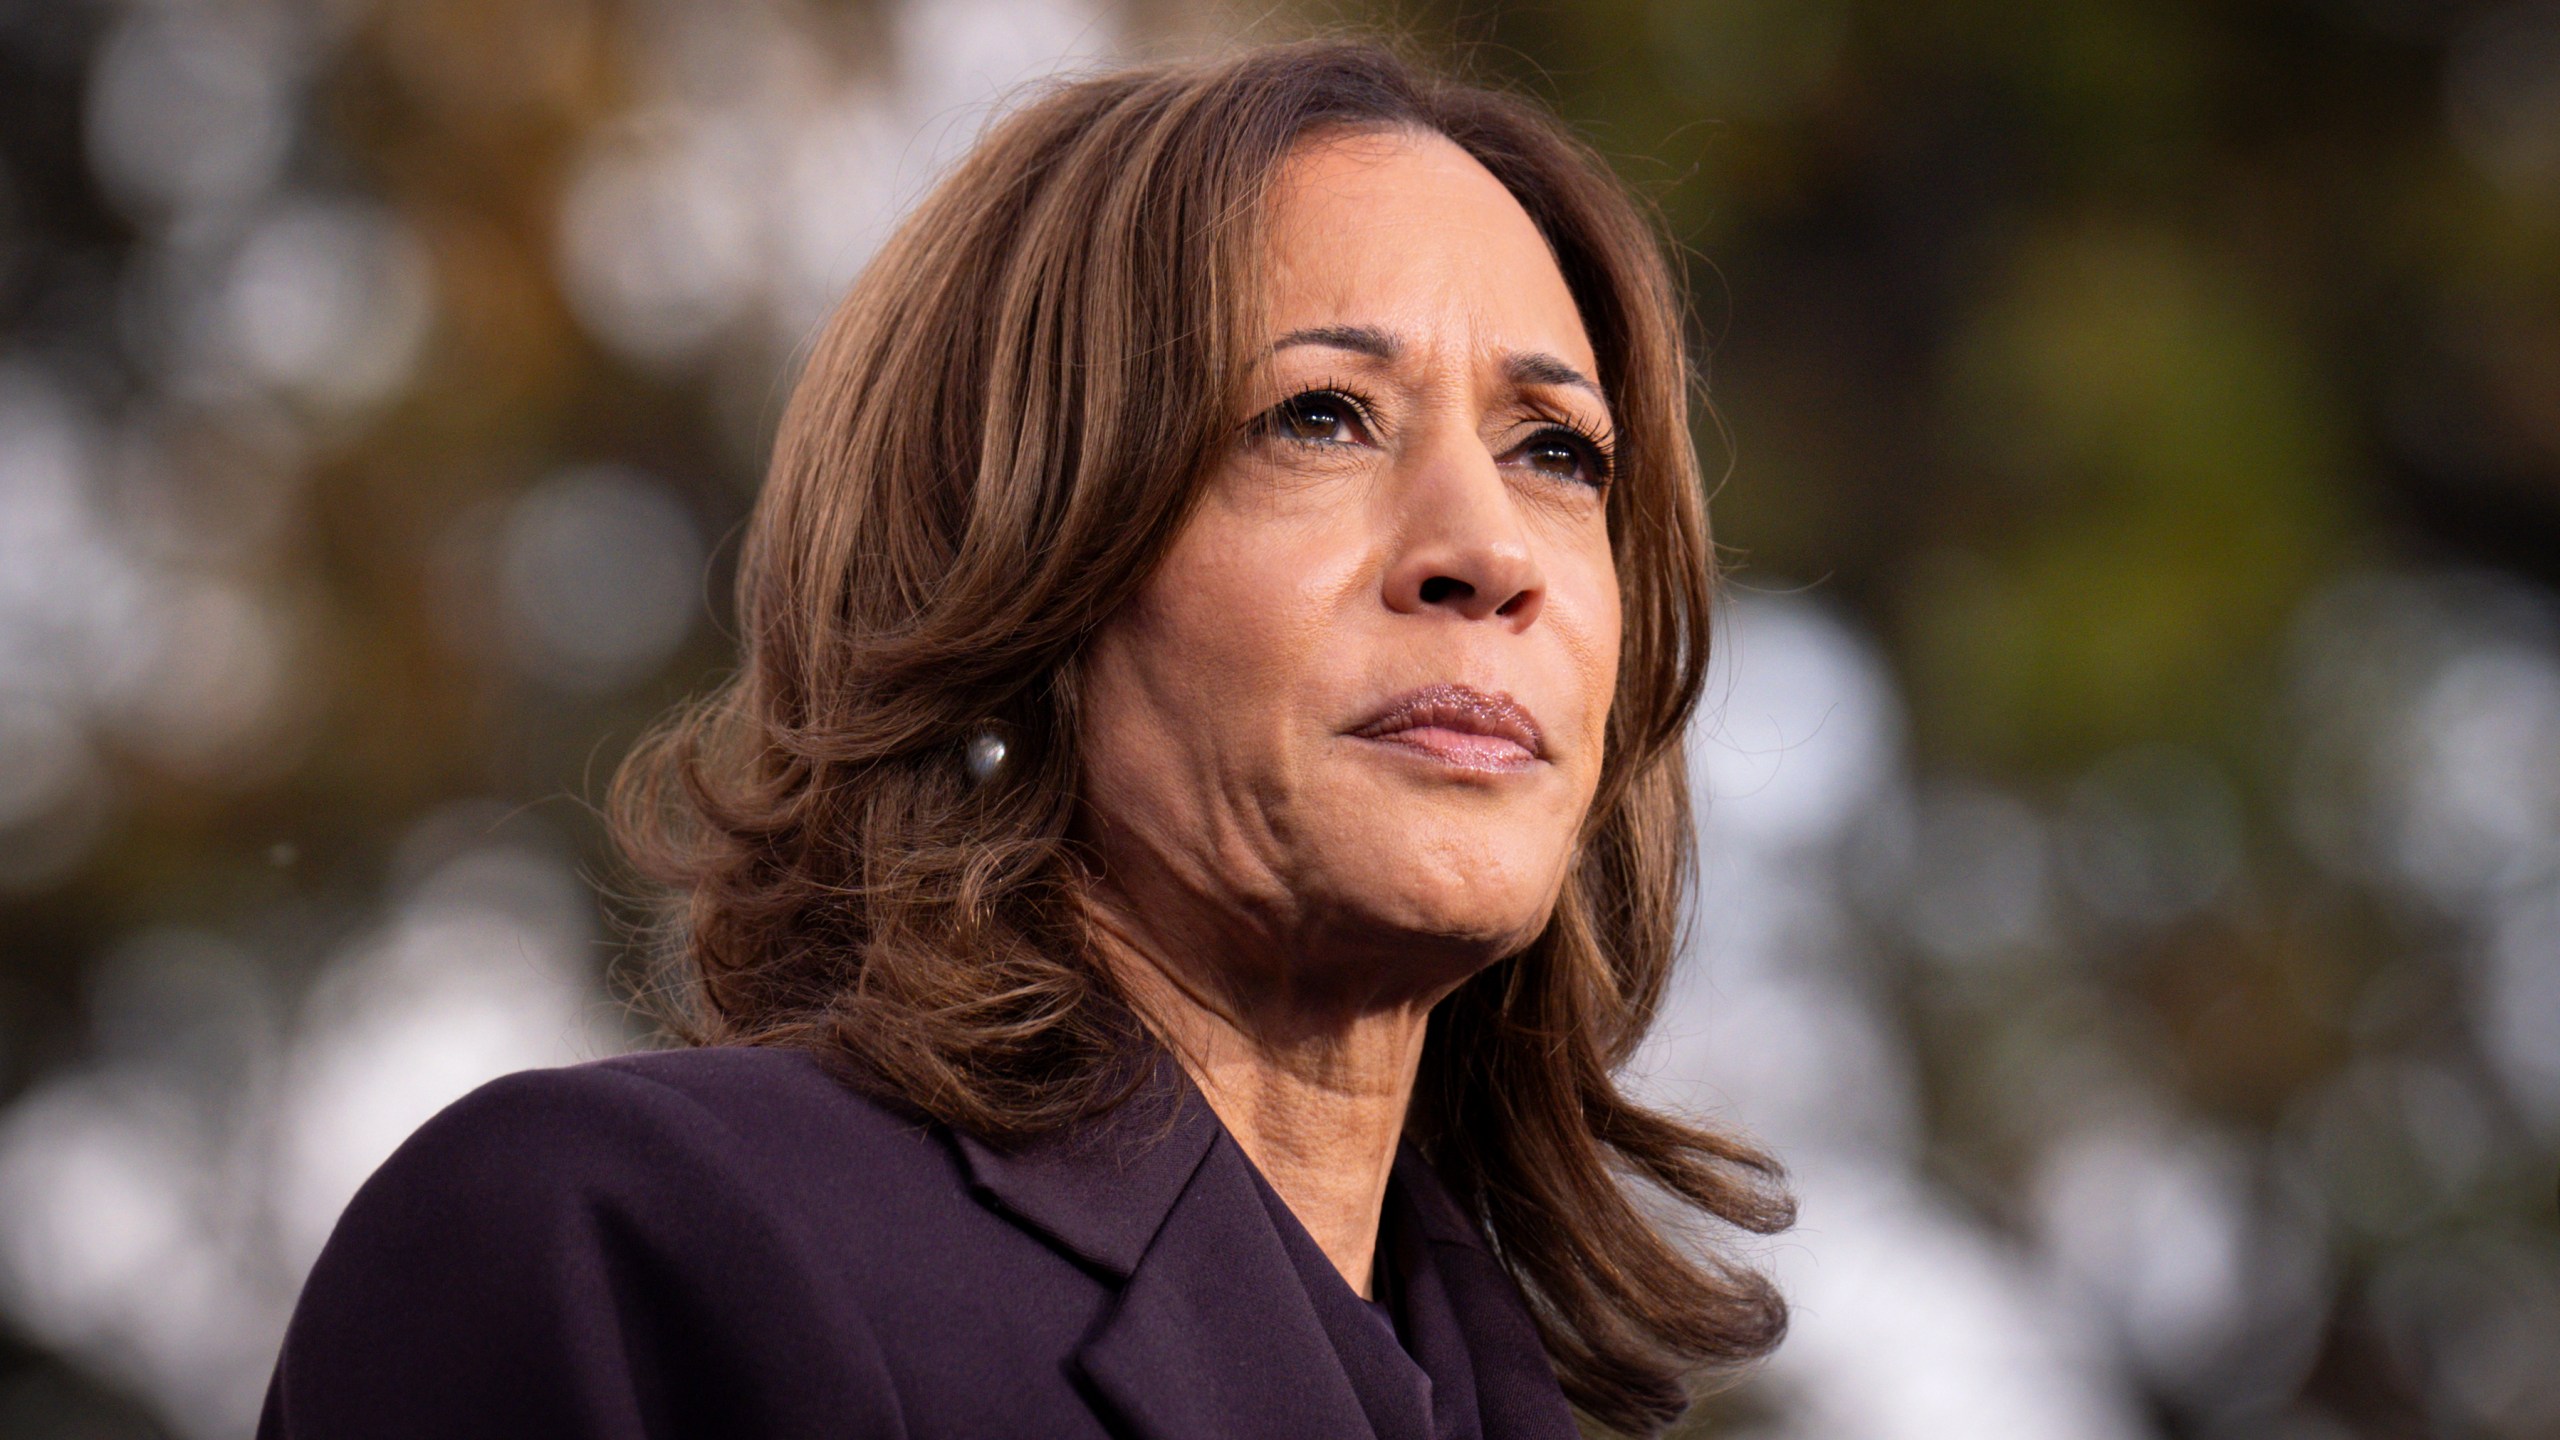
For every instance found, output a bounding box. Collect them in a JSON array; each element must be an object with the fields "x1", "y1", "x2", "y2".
[{"x1": 1, "y1": 0, "x2": 2555, "y2": 1435}]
